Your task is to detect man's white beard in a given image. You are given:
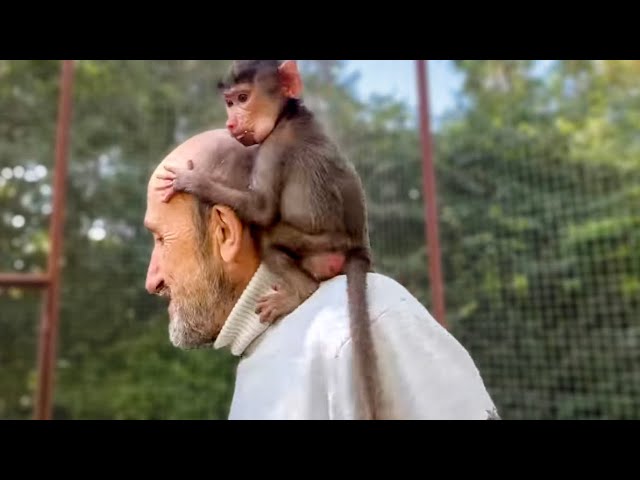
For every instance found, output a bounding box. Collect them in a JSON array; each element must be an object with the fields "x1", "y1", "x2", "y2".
[
  {"x1": 168, "y1": 310, "x2": 213, "y2": 349},
  {"x1": 166, "y1": 259, "x2": 238, "y2": 350}
]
